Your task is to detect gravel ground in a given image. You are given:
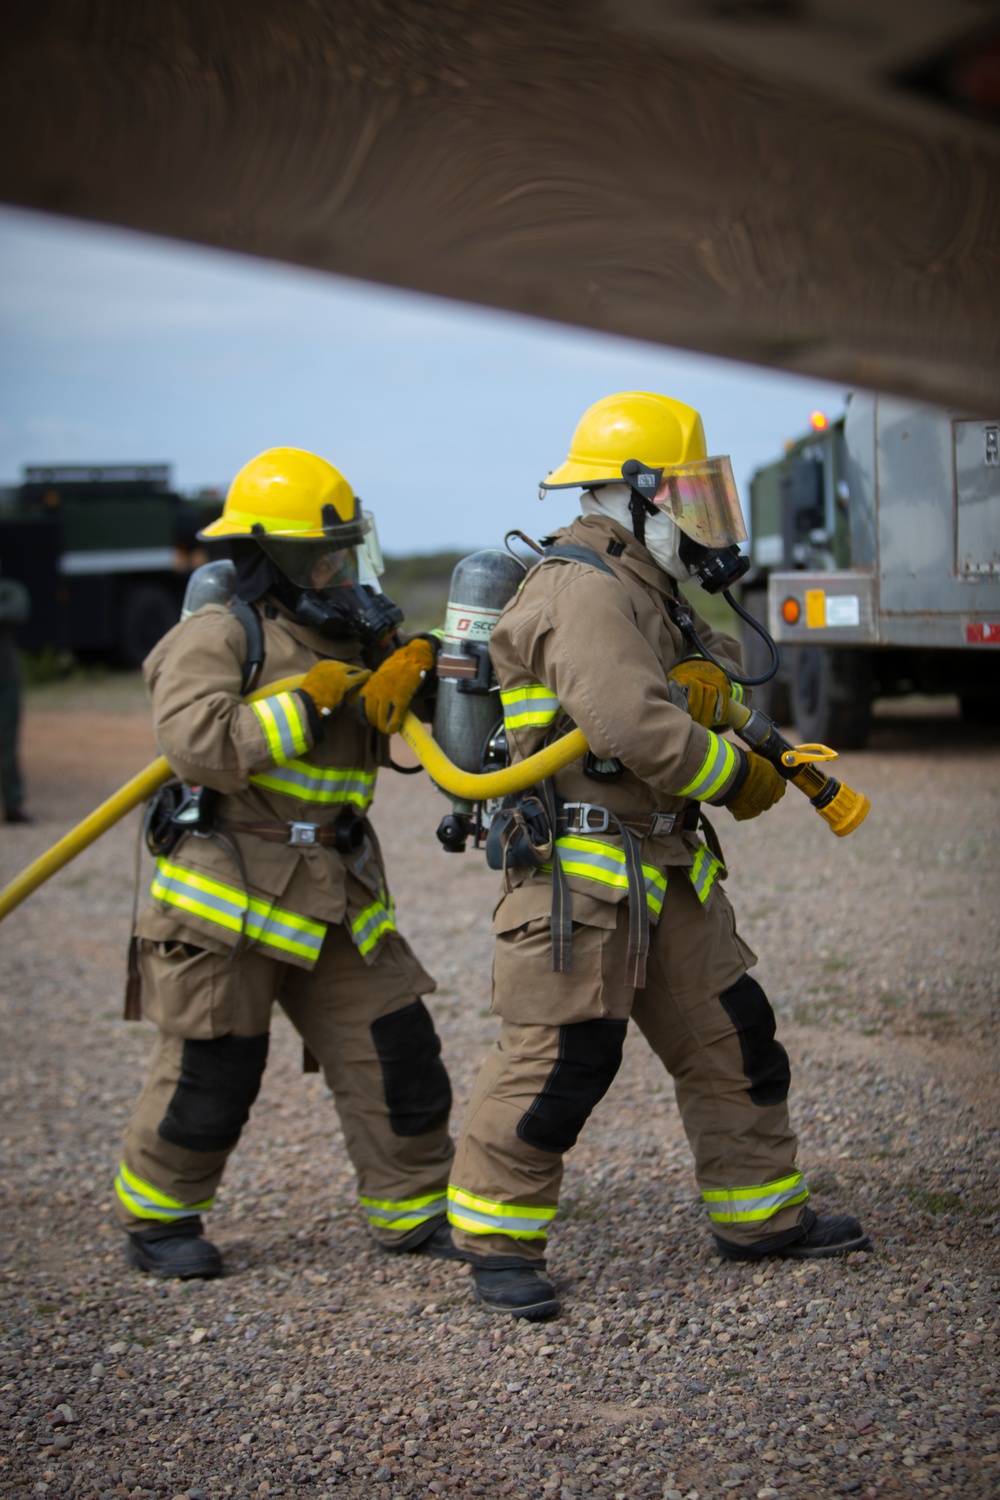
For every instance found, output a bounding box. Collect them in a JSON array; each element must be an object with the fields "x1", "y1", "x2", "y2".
[{"x1": 1, "y1": 680, "x2": 997, "y2": 1500}]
